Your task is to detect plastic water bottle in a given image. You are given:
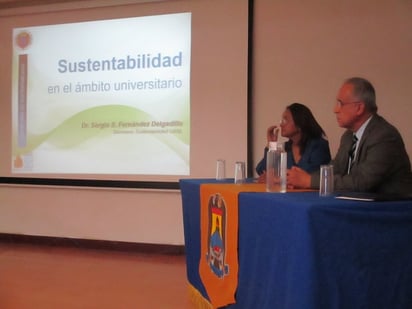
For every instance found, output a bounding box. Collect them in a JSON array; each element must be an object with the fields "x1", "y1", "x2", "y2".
[{"x1": 266, "y1": 142, "x2": 287, "y2": 193}]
